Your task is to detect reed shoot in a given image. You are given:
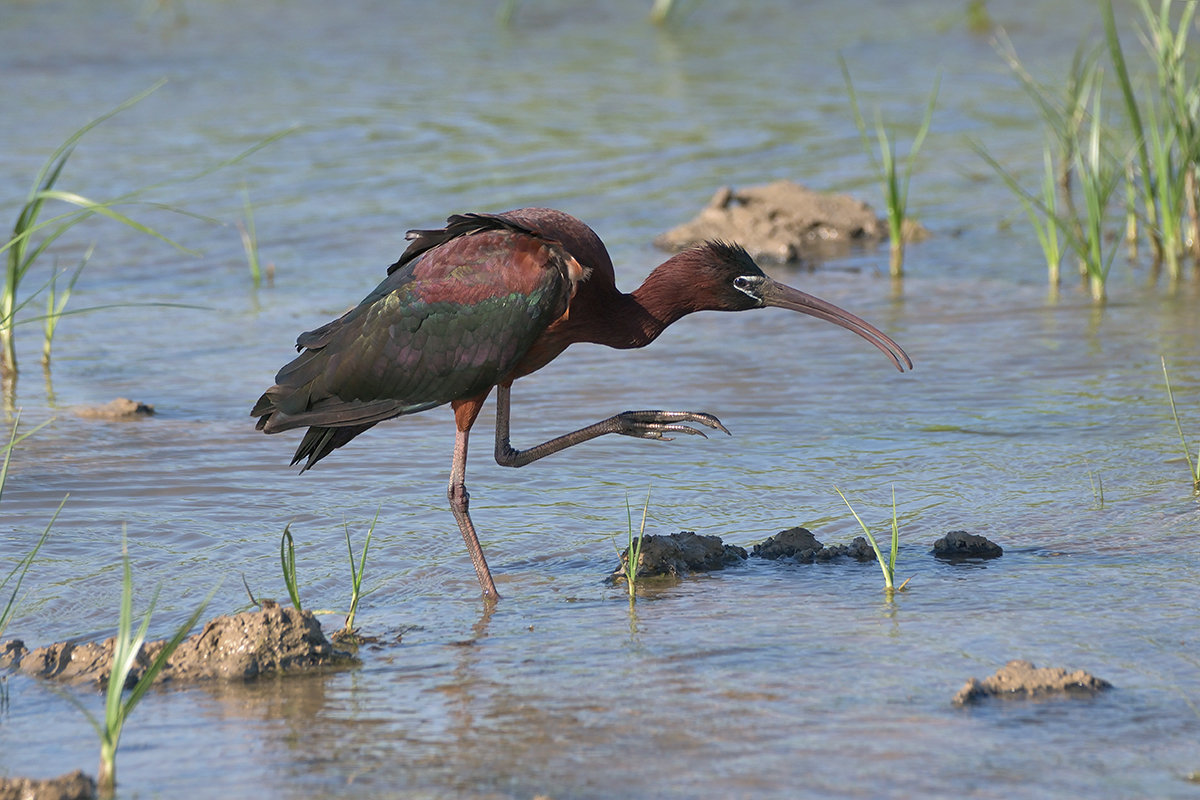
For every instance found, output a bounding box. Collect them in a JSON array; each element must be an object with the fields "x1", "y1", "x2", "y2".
[
  {"x1": 280, "y1": 523, "x2": 302, "y2": 610},
  {"x1": 1161, "y1": 356, "x2": 1200, "y2": 492},
  {"x1": 1072, "y1": 84, "x2": 1120, "y2": 303},
  {"x1": 615, "y1": 488, "x2": 651, "y2": 601},
  {"x1": 42, "y1": 245, "x2": 91, "y2": 367},
  {"x1": 834, "y1": 485, "x2": 910, "y2": 595},
  {"x1": 237, "y1": 186, "x2": 263, "y2": 288},
  {"x1": 975, "y1": 141, "x2": 1067, "y2": 290},
  {"x1": 841, "y1": 57, "x2": 939, "y2": 277},
  {"x1": 342, "y1": 508, "x2": 379, "y2": 636},
  {"x1": 78, "y1": 532, "x2": 213, "y2": 797}
]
